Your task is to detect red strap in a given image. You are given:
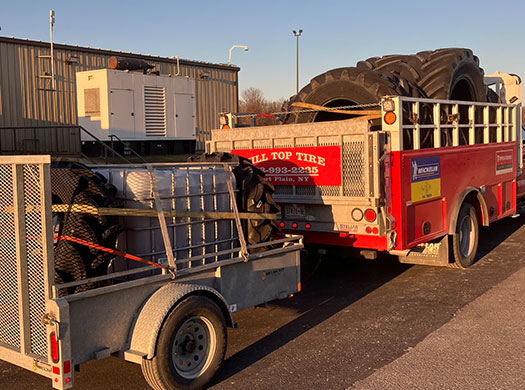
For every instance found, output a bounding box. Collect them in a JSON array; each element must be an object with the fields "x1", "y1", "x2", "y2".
[
  {"x1": 54, "y1": 235, "x2": 167, "y2": 270},
  {"x1": 256, "y1": 112, "x2": 276, "y2": 118}
]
